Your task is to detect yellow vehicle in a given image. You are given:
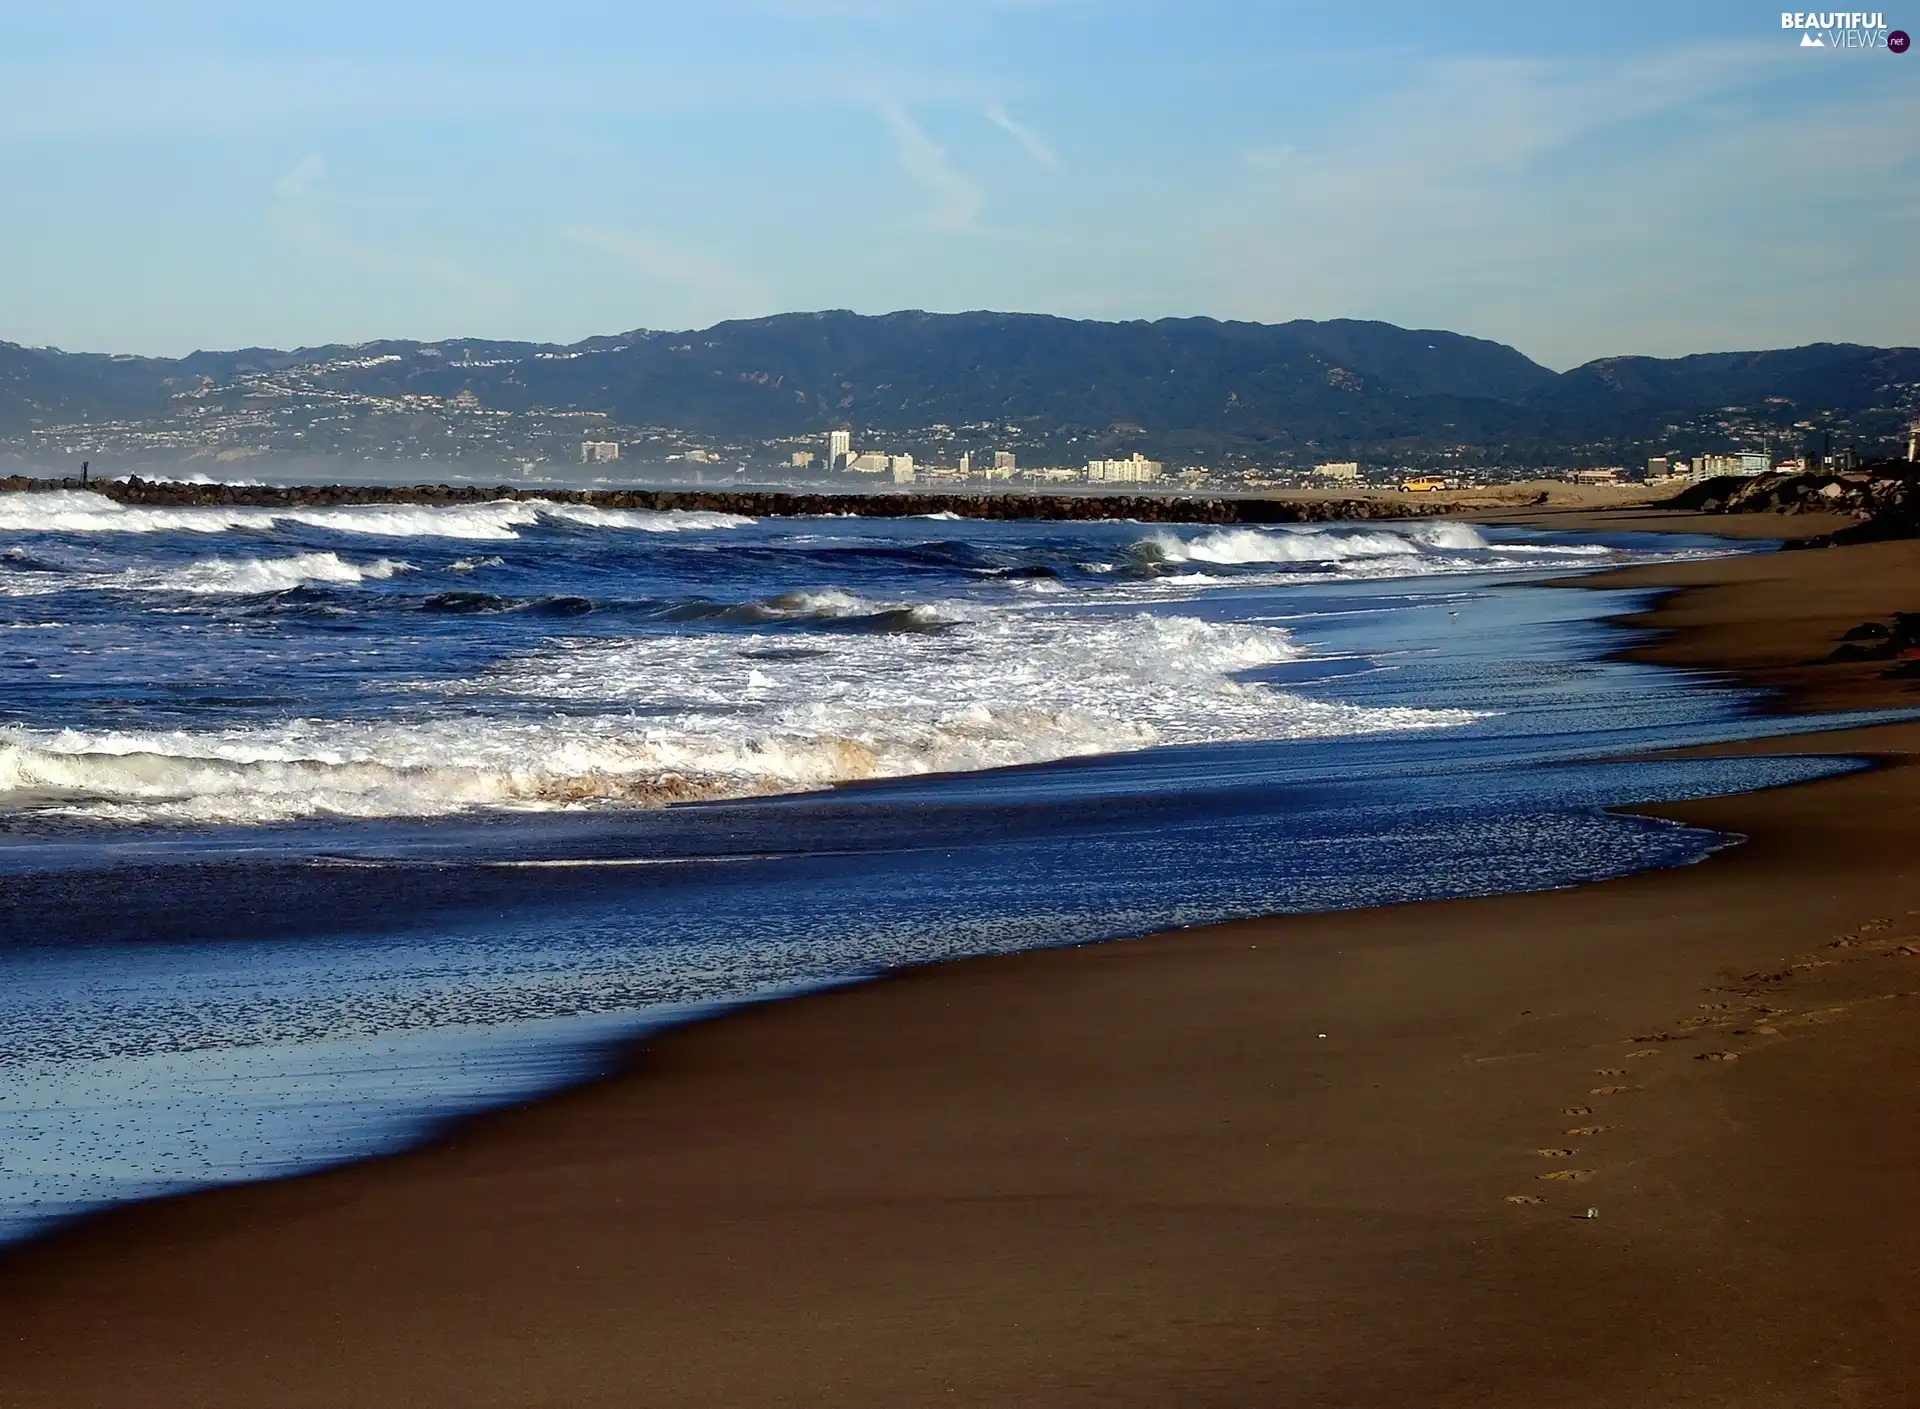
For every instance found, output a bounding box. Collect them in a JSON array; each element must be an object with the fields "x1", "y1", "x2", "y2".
[{"x1": 1399, "y1": 476, "x2": 1447, "y2": 493}]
